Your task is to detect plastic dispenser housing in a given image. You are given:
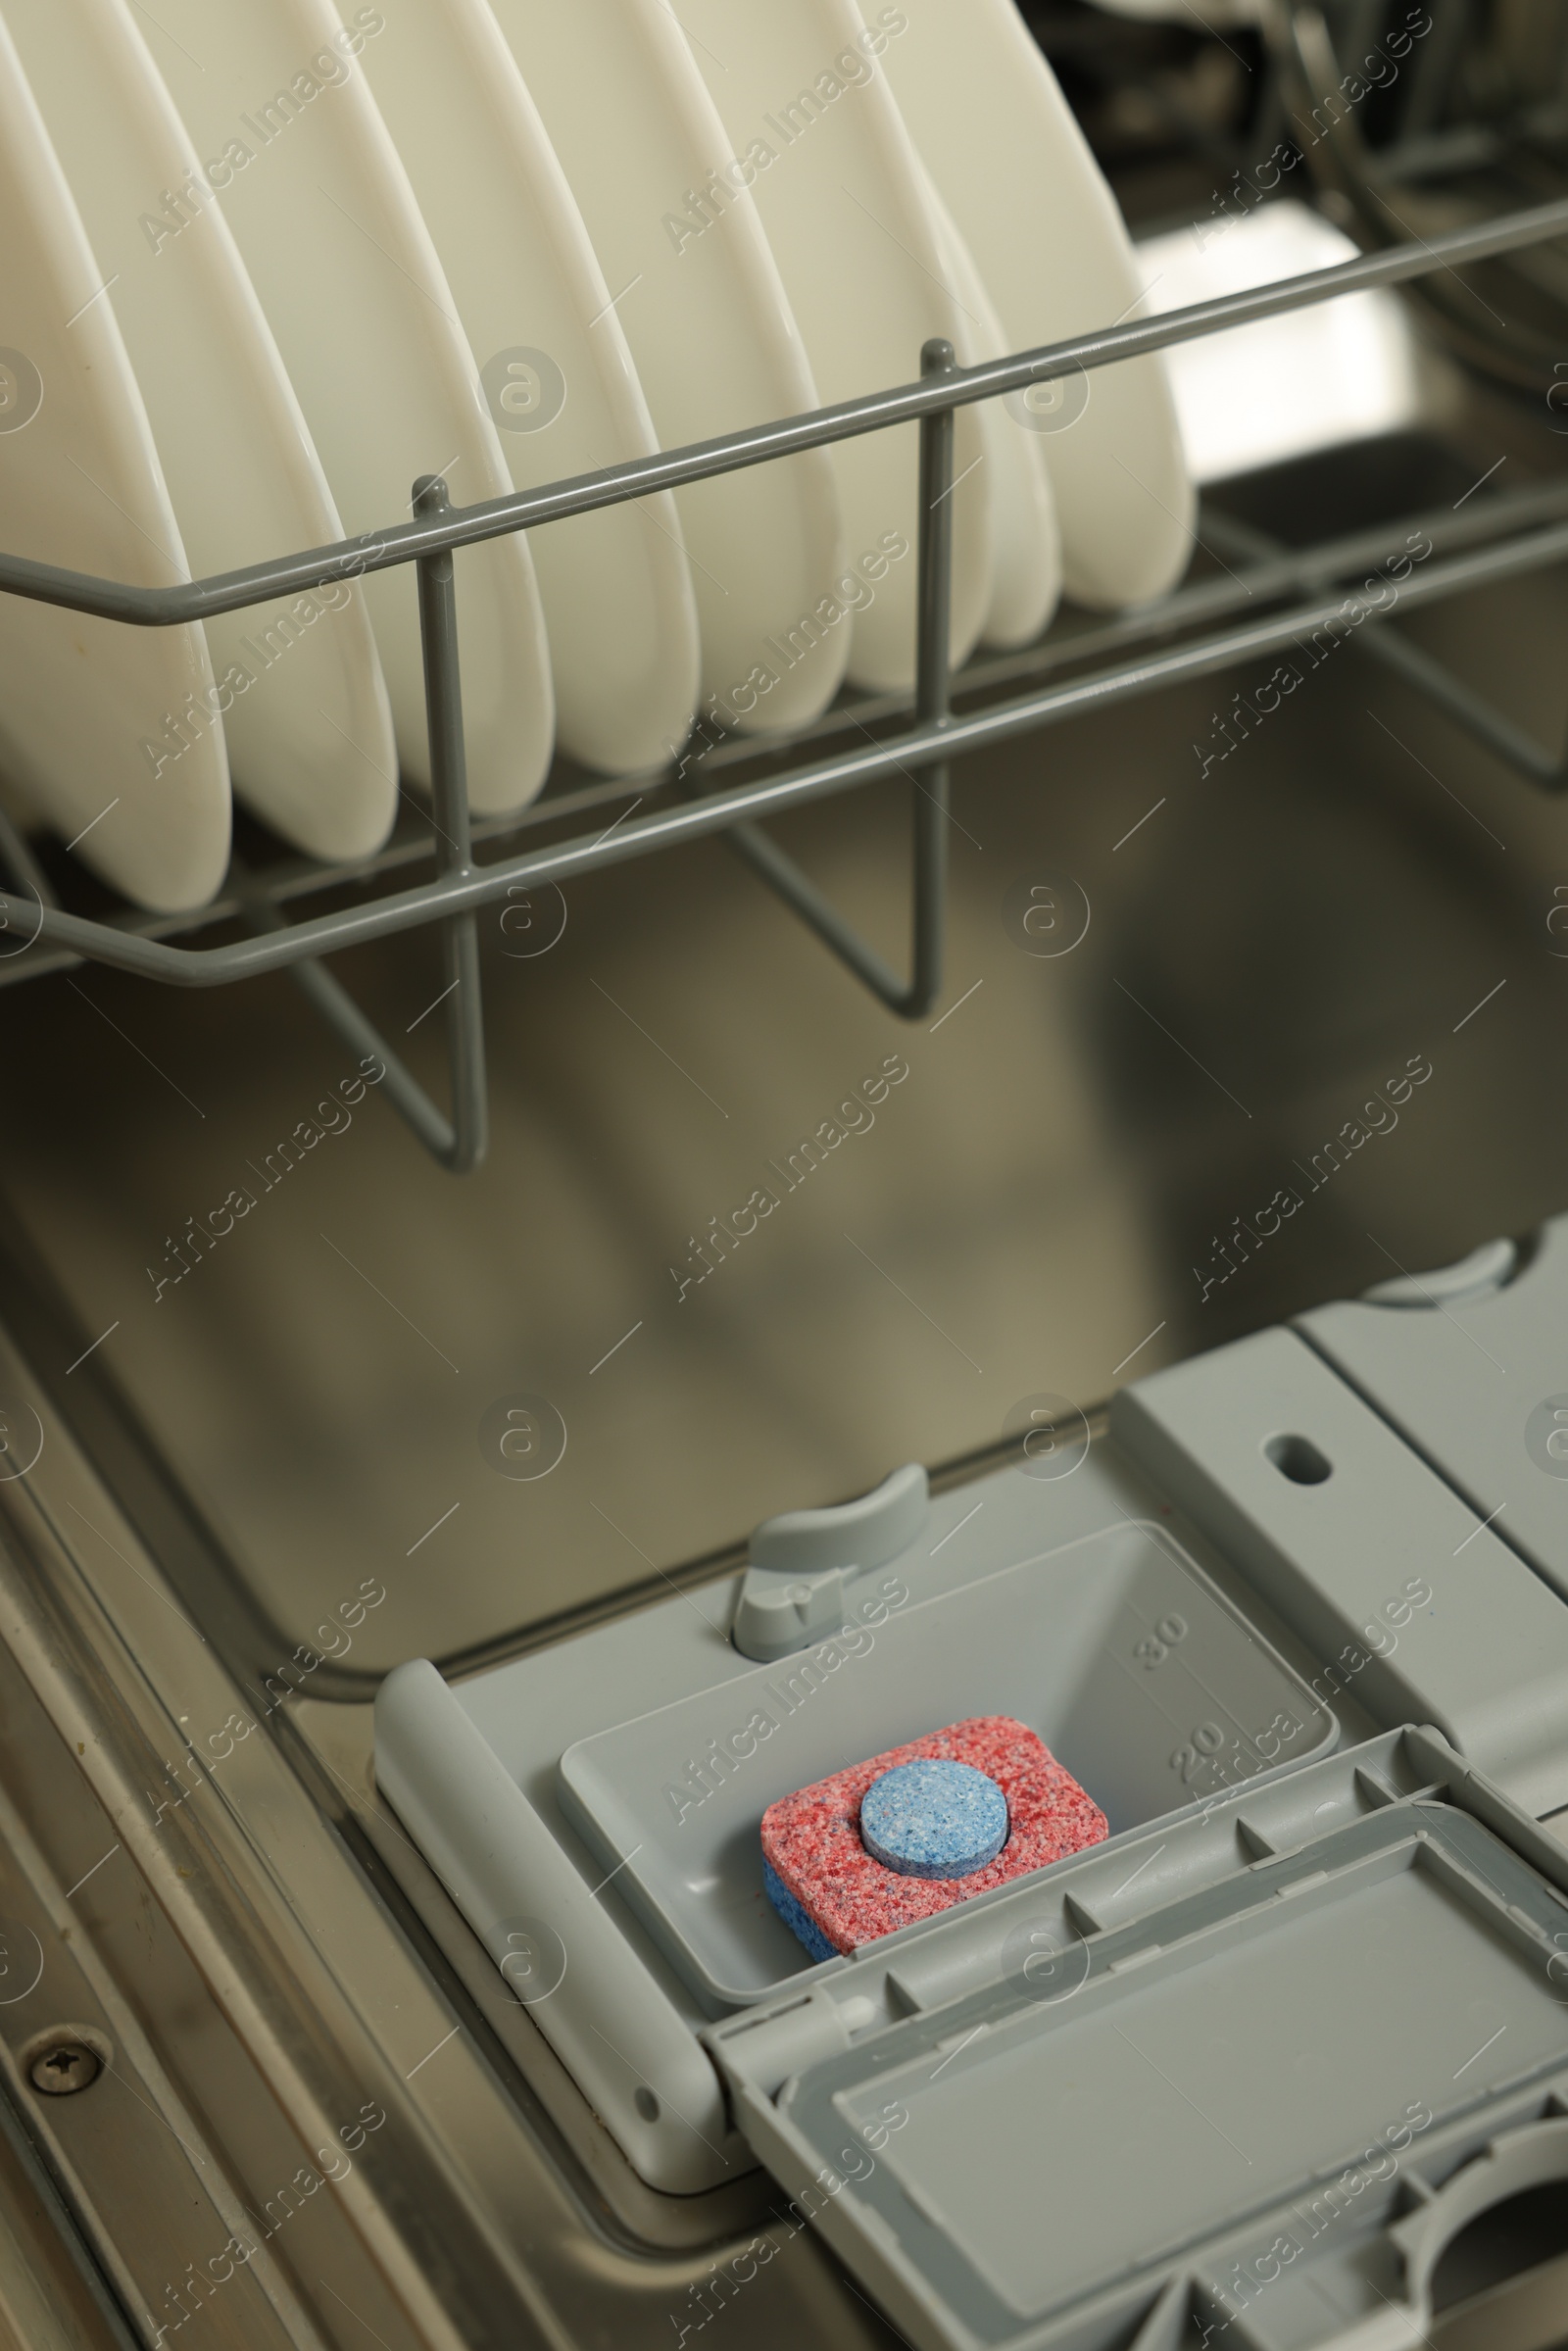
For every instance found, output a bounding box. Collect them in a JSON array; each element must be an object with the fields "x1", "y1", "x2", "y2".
[{"x1": 373, "y1": 1216, "x2": 1568, "y2": 2348}]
